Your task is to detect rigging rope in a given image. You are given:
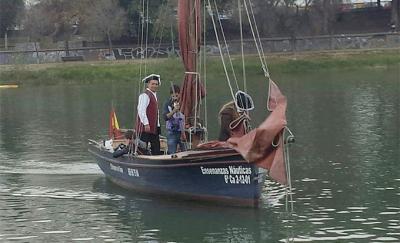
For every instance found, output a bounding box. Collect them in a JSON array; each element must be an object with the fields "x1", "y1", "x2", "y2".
[
  {"x1": 185, "y1": 1, "x2": 295, "y2": 215},
  {"x1": 243, "y1": 0, "x2": 269, "y2": 79},
  {"x1": 243, "y1": 0, "x2": 294, "y2": 213},
  {"x1": 247, "y1": 0, "x2": 270, "y2": 79},
  {"x1": 194, "y1": 0, "x2": 199, "y2": 135},
  {"x1": 144, "y1": 0, "x2": 149, "y2": 75},
  {"x1": 156, "y1": 26, "x2": 165, "y2": 59},
  {"x1": 206, "y1": 0, "x2": 235, "y2": 101},
  {"x1": 229, "y1": 113, "x2": 251, "y2": 133},
  {"x1": 284, "y1": 126, "x2": 294, "y2": 213},
  {"x1": 212, "y1": 0, "x2": 240, "y2": 91},
  {"x1": 134, "y1": 0, "x2": 149, "y2": 155},
  {"x1": 208, "y1": 0, "x2": 253, "y2": 113},
  {"x1": 202, "y1": 0, "x2": 208, "y2": 141},
  {"x1": 139, "y1": 0, "x2": 146, "y2": 73},
  {"x1": 208, "y1": 0, "x2": 249, "y2": 115},
  {"x1": 151, "y1": 2, "x2": 167, "y2": 58},
  {"x1": 238, "y1": 0, "x2": 247, "y2": 92}
]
